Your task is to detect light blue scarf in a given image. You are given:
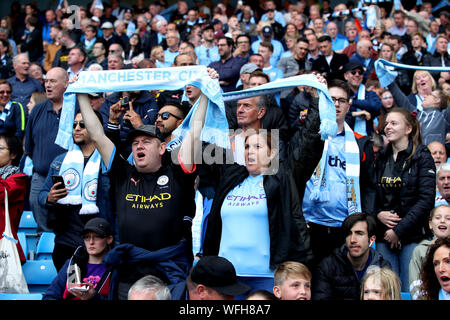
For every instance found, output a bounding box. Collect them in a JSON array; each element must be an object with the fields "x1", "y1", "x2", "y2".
[
  {"x1": 0, "y1": 101, "x2": 12, "y2": 125},
  {"x1": 56, "y1": 66, "x2": 230, "y2": 151},
  {"x1": 309, "y1": 122, "x2": 362, "y2": 214},
  {"x1": 222, "y1": 74, "x2": 338, "y2": 141},
  {"x1": 353, "y1": 84, "x2": 367, "y2": 136},
  {"x1": 375, "y1": 59, "x2": 450, "y2": 89},
  {"x1": 57, "y1": 147, "x2": 102, "y2": 214}
]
